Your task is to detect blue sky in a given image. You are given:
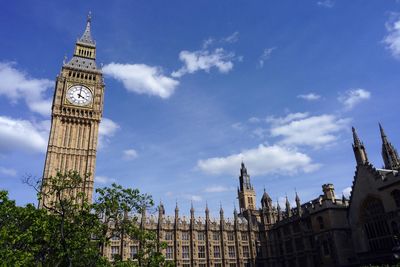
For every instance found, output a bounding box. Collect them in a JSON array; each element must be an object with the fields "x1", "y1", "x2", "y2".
[{"x1": 1, "y1": 0, "x2": 400, "y2": 218}]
